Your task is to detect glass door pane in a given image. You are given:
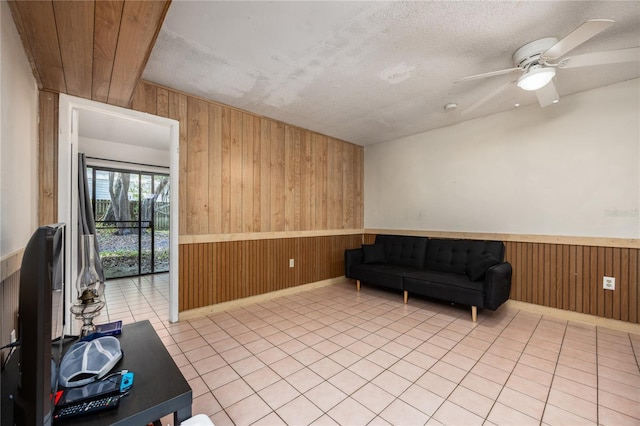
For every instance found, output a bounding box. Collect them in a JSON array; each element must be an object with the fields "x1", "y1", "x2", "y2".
[
  {"x1": 140, "y1": 174, "x2": 153, "y2": 275},
  {"x1": 90, "y1": 166, "x2": 170, "y2": 278},
  {"x1": 95, "y1": 170, "x2": 141, "y2": 279},
  {"x1": 154, "y1": 175, "x2": 170, "y2": 273}
]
